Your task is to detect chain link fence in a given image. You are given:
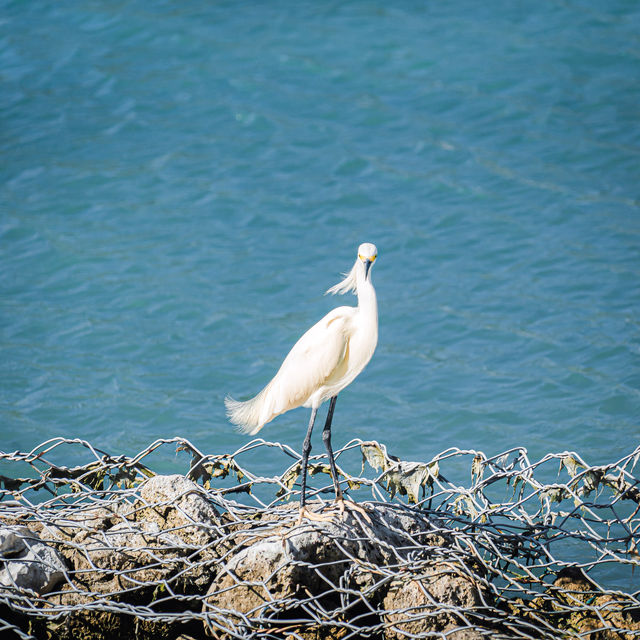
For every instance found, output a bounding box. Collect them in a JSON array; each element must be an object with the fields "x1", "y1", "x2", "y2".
[{"x1": 0, "y1": 435, "x2": 638, "y2": 639}]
